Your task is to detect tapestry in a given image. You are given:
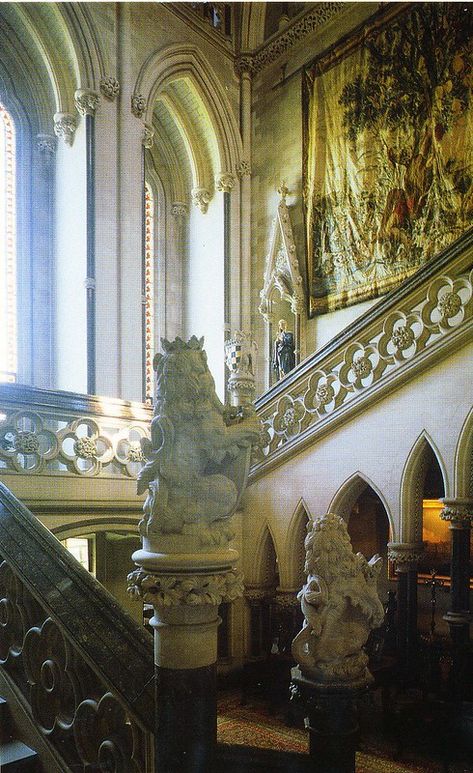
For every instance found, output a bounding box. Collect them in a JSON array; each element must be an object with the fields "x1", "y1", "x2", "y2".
[{"x1": 304, "y1": 3, "x2": 473, "y2": 315}]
